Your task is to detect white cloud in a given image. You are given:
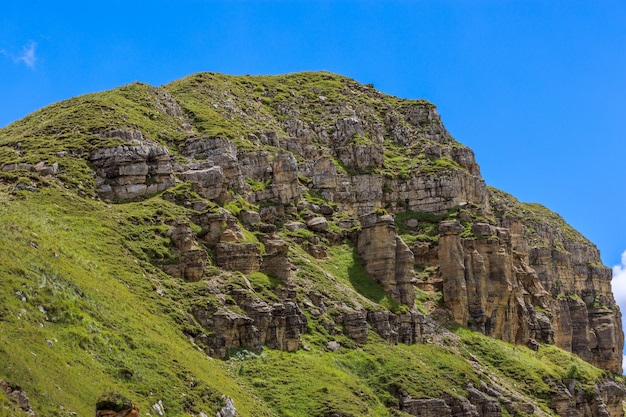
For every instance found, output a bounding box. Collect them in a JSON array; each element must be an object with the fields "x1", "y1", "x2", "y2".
[
  {"x1": 612, "y1": 250, "x2": 626, "y2": 312},
  {"x1": 17, "y1": 41, "x2": 37, "y2": 68},
  {"x1": 1, "y1": 41, "x2": 37, "y2": 69}
]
